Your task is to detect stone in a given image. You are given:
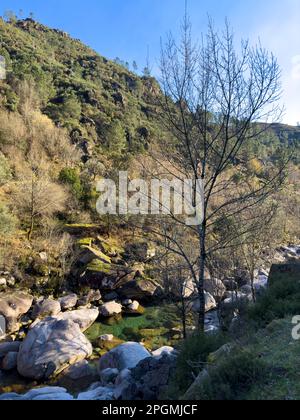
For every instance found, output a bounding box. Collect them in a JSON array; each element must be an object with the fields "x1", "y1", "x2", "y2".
[
  {"x1": 0, "y1": 387, "x2": 74, "y2": 401},
  {"x1": 32, "y1": 298, "x2": 61, "y2": 320},
  {"x1": 119, "y1": 278, "x2": 161, "y2": 301},
  {"x1": 98, "y1": 342, "x2": 151, "y2": 372},
  {"x1": 57, "y1": 308, "x2": 99, "y2": 332},
  {"x1": 78, "y1": 289, "x2": 102, "y2": 306},
  {"x1": 77, "y1": 385, "x2": 114, "y2": 401},
  {"x1": 100, "y1": 334, "x2": 114, "y2": 342},
  {"x1": 103, "y1": 292, "x2": 119, "y2": 302},
  {"x1": 204, "y1": 278, "x2": 226, "y2": 301},
  {"x1": 0, "y1": 292, "x2": 33, "y2": 333},
  {"x1": 57, "y1": 360, "x2": 98, "y2": 392},
  {"x1": 192, "y1": 292, "x2": 217, "y2": 313},
  {"x1": 58, "y1": 294, "x2": 78, "y2": 310},
  {"x1": 99, "y1": 301, "x2": 122, "y2": 317},
  {"x1": 1, "y1": 351, "x2": 18, "y2": 371},
  {"x1": 128, "y1": 301, "x2": 140, "y2": 312},
  {"x1": 100, "y1": 368, "x2": 119, "y2": 385},
  {"x1": 0, "y1": 278, "x2": 7, "y2": 286},
  {"x1": 119, "y1": 354, "x2": 176, "y2": 400},
  {"x1": 17, "y1": 318, "x2": 93, "y2": 380},
  {"x1": 152, "y1": 346, "x2": 177, "y2": 359}
]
